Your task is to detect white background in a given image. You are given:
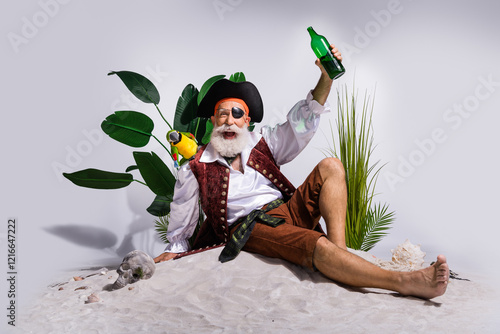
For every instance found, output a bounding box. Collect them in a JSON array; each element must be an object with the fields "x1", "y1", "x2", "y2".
[{"x1": 2, "y1": 0, "x2": 499, "y2": 322}]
